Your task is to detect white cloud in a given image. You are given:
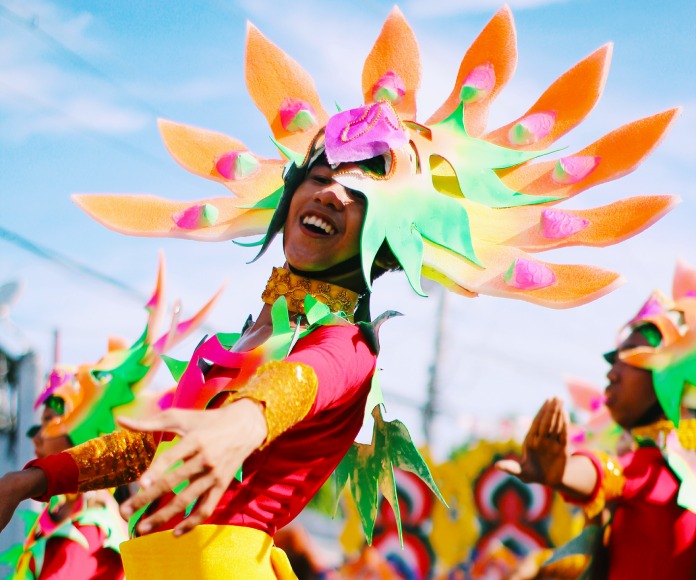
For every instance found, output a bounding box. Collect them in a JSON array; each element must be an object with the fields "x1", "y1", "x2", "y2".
[
  {"x1": 0, "y1": 0, "x2": 146, "y2": 140},
  {"x1": 20, "y1": 96, "x2": 149, "y2": 136}
]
